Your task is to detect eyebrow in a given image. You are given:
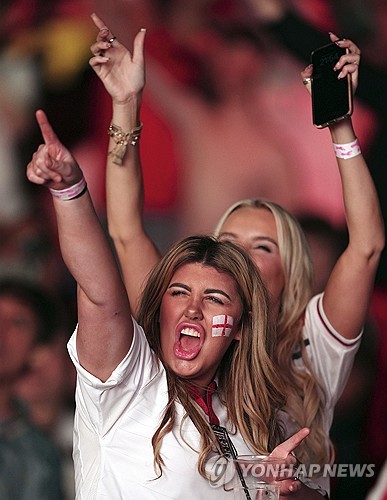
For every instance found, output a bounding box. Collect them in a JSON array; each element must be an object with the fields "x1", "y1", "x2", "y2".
[
  {"x1": 168, "y1": 283, "x2": 232, "y2": 301},
  {"x1": 219, "y1": 232, "x2": 279, "y2": 248}
]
